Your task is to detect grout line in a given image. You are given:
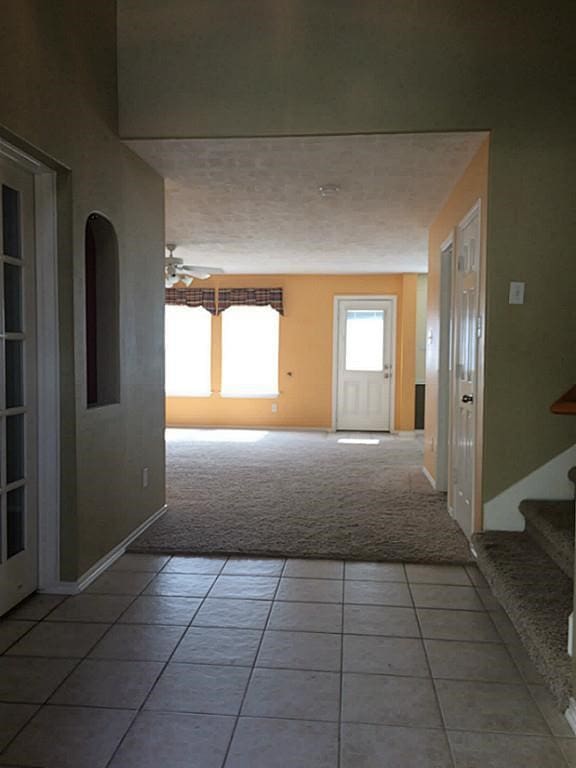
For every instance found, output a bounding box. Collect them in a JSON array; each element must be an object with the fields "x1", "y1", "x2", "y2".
[
  {"x1": 337, "y1": 561, "x2": 345, "y2": 768},
  {"x1": 405, "y1": 575, "x2": 457, "y2": 768},
  {"x1": 218, "y1": 561, "x2": 284, "y2": 768}
]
